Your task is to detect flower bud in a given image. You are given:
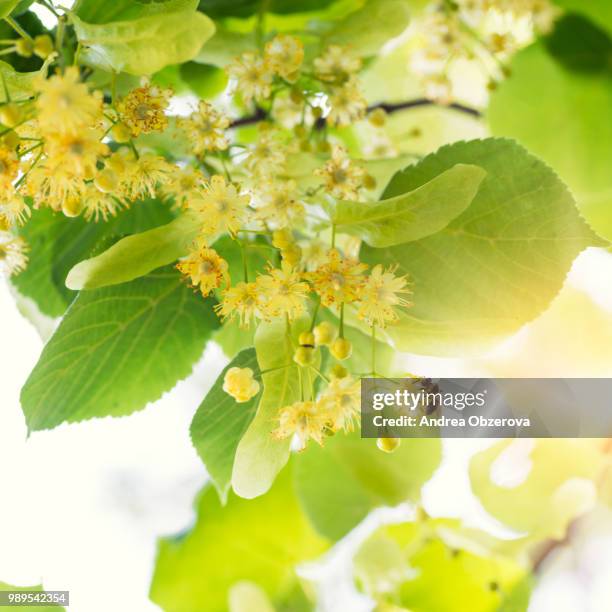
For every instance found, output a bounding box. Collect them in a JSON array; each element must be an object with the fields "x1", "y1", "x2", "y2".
[
  {"x1": 363, "y1": 174, "x2": 377, "y2": 191},
  {"x1": 33, "y1": 34, "x2": 54, "y2": 59},
  {"x1": 15, "y1": 38, "x2": 33, "y2": 58},
  {"x1": 368, "y1": 107, "x2": 387, "y2": 127},
  {"x1": 298, "y1": 331, "x2": 315, "y2": 347},
  {"x1": 330, "y1": 364, "x2": 348, "y2": 379},
  {"x1": 272, "y1": 228, "x2": 292, "y2": 249},
  {"x1": 282, "y1": 244, "x2": 302, "y2": 267},
  {"x1": 223, "y1": 367, "x2": 260, "y2": 403},
  {"x1": 330, "y1": 337, "x2": 352, "y2": 361},
  {"x1": 94, "y1": 168, "x2": 119, "y2": 194},
  {"x1": 111, "y1": 122, "x2": 132, "y2": 144},
  {"x1": 62, "y1": 196, "x2": 83, "y2": 218},
  {"x1": 377, "y1": 437, "x2": 400, "y2": 453},
  {"x1": 313, "y1": 321, "x2": 335, "y2": 346},
  {"x1": 293, "y1": 346, "x2": 316, "y2": 366}
]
